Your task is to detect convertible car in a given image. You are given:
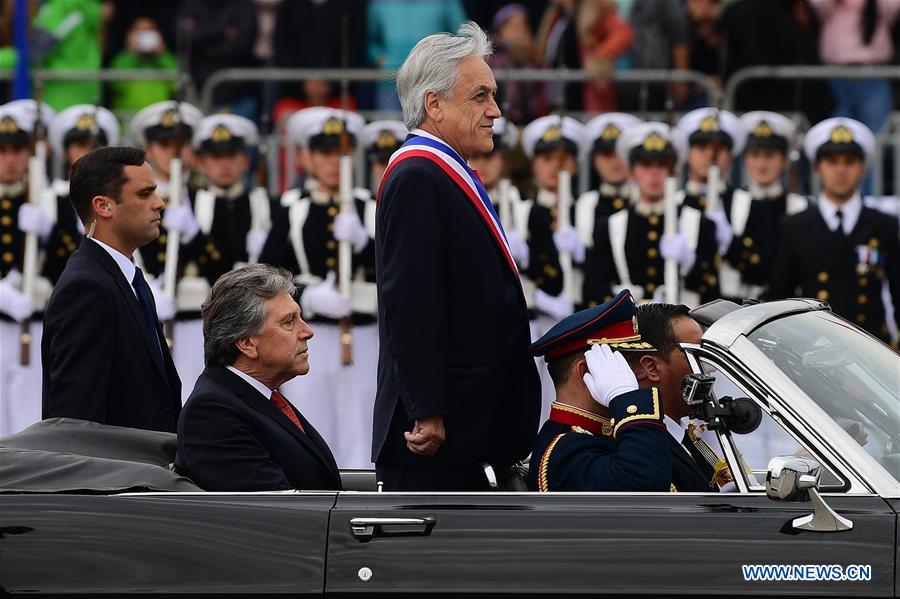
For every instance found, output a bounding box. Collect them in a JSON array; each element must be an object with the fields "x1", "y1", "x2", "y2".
[{"x1": 2, "y1": 299, "x2": 898, "y2": 596}]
